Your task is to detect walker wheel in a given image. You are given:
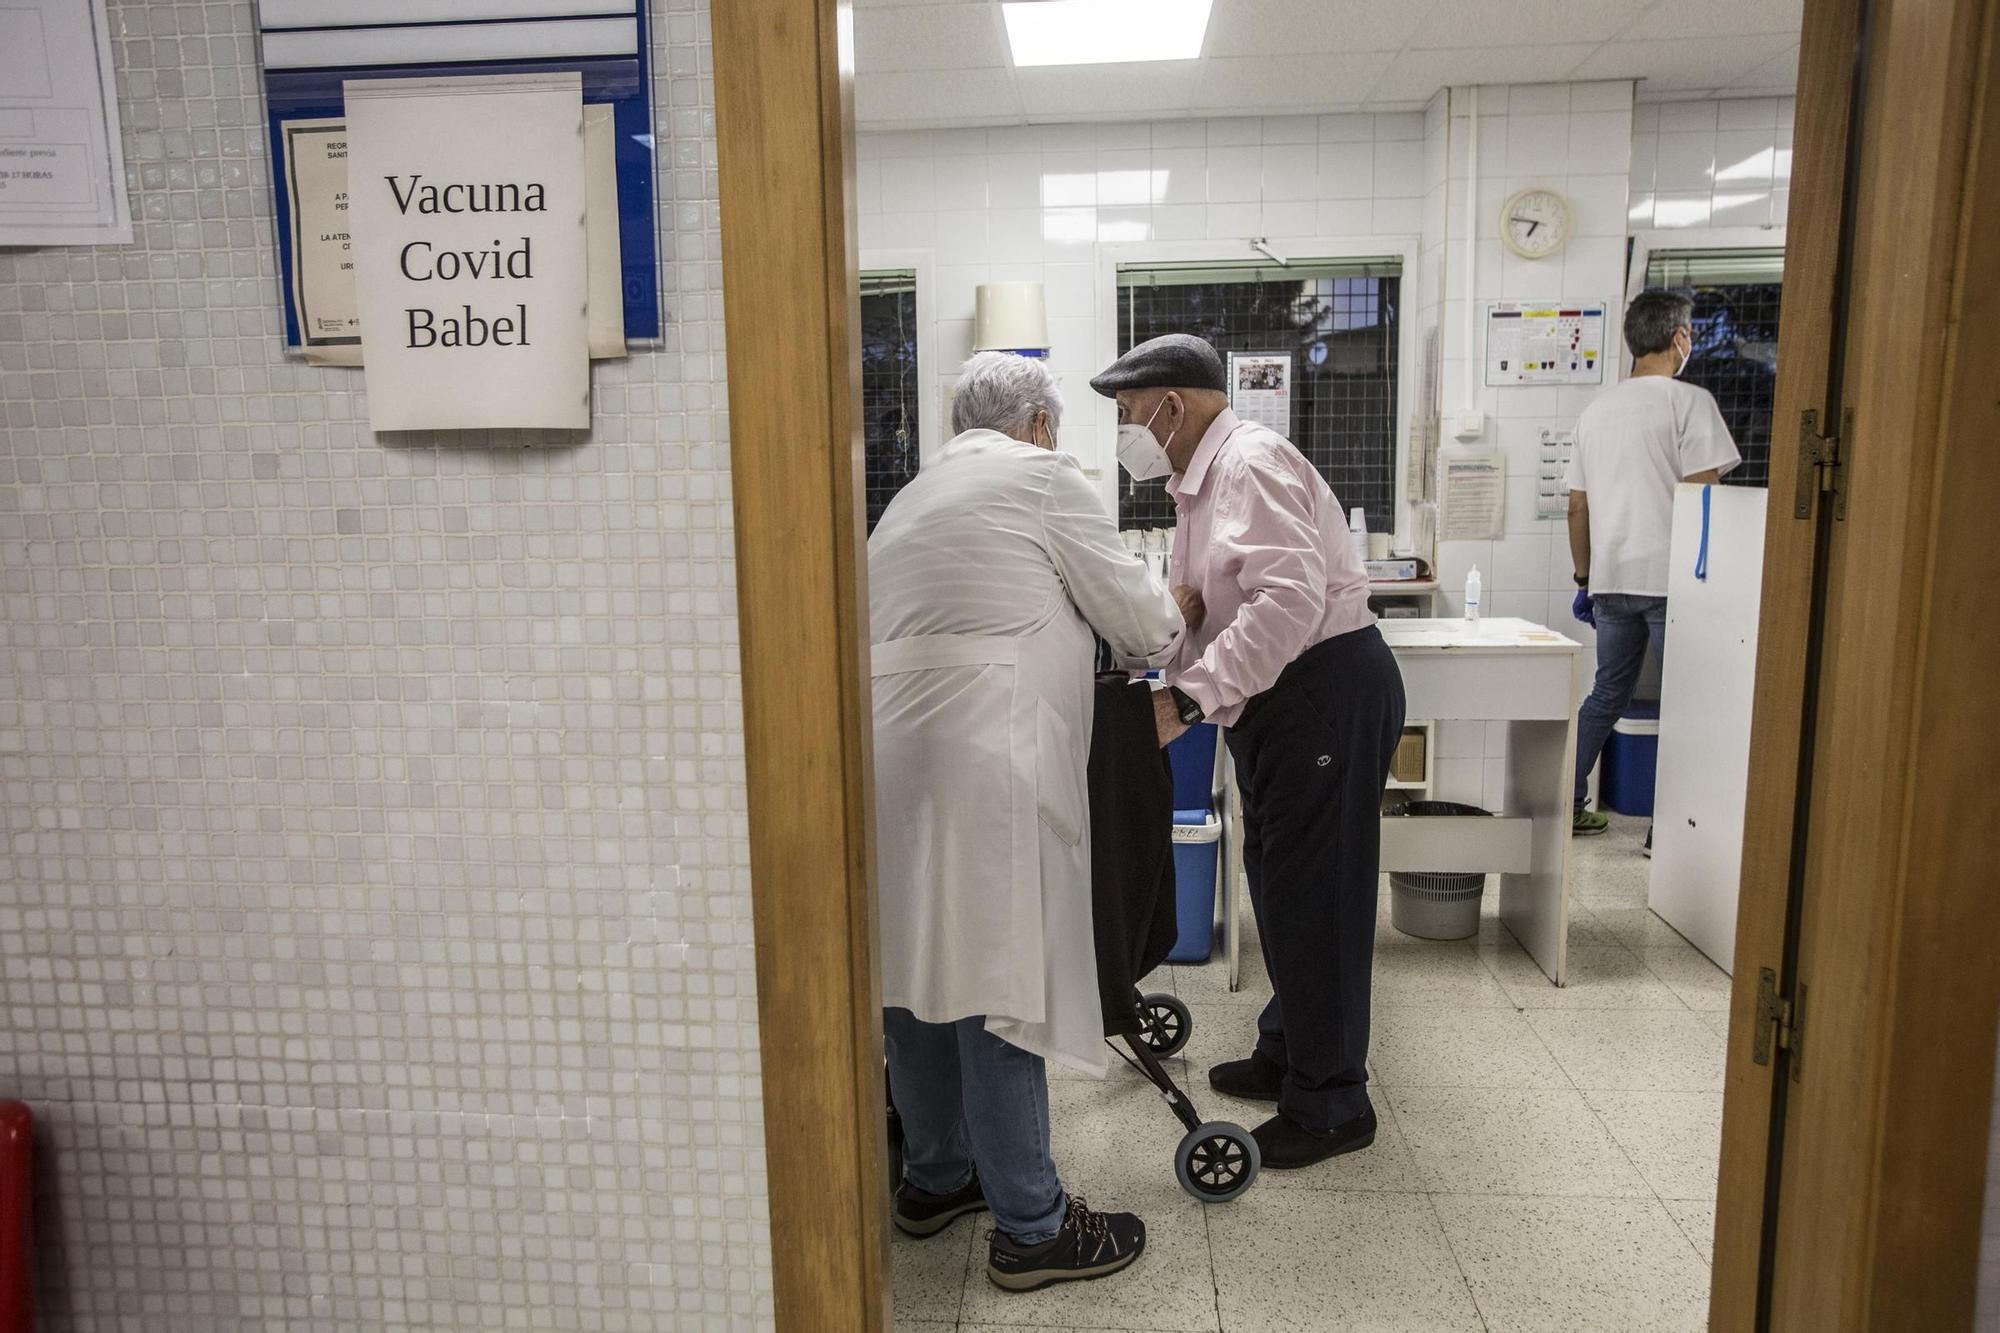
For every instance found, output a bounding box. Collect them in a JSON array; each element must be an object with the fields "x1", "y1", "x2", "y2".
[
  {"x1": 1174, "y1": 1121, "x2": 1260, "y2": 1203},
  {"x1": 1138, "y1": 992, "x2": 1192, "y2": 1057}
]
